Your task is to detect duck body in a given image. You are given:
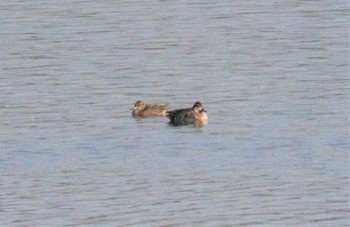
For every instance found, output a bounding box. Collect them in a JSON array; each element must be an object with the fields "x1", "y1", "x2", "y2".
[
  {"x1": 131, "y1": 100, "x2": 169, "y2": 118},
  {"x1": 166, "y1": 101, "x2": 208, "y2": 126}
]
